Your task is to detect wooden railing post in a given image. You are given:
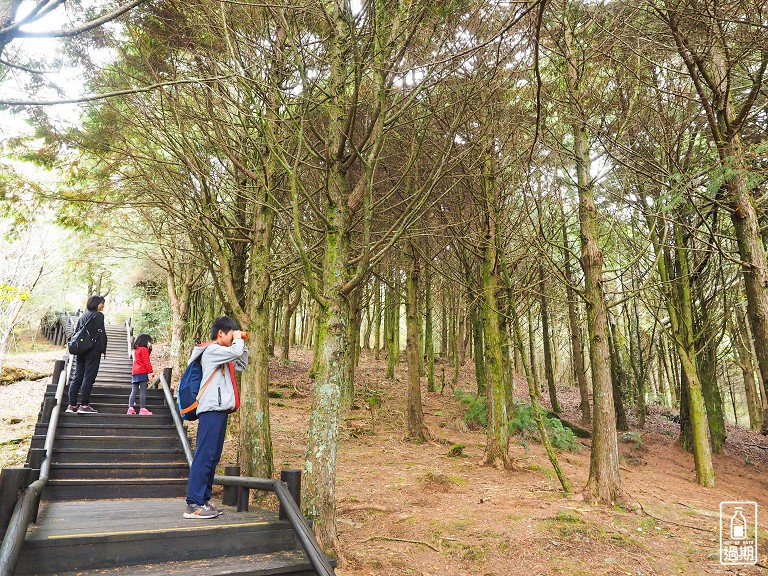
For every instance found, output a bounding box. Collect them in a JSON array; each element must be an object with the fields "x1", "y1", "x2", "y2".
[
  {"x1": 222, "y1": 467, "x2": 240, "y2": 506},
  {"x1": 279, "y1": 469, "x2": 301, "y2": 521},
  {"x1": 0, "y1": 469, "x2": 31, "y2": 540},
  {"x1": 160, "y1": 368, "x2": 172, "y2": 392},
  {"x1": 237, "y1": 487, "x2": 250, "y2": 512}
]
